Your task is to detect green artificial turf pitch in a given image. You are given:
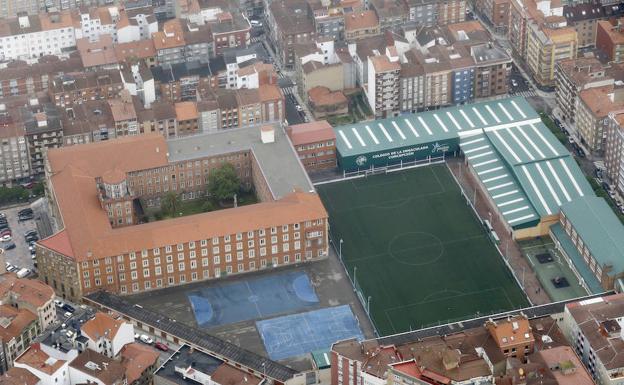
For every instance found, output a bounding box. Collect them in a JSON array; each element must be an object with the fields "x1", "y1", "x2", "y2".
[{"x1": 317, "y1": 164, "x2": 529, "y2": 336}]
